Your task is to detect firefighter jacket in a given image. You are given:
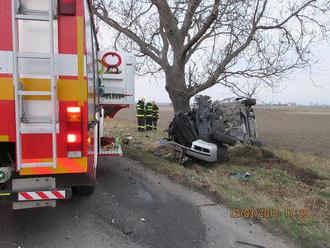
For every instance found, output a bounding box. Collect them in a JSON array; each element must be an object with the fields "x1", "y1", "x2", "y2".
[
  {"x1": 136, "y1": 101, "x2": 145, "y2": 117},
  {"x1": 145, "y1": 102, "x2": 154, "y2": 118},
  {"x1": 152, "y1": 104, "x2": 159, "y2": 120}
]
